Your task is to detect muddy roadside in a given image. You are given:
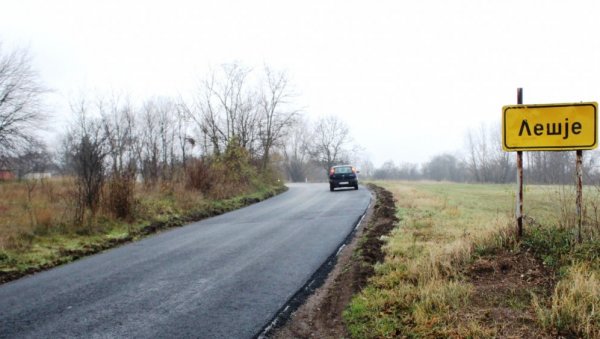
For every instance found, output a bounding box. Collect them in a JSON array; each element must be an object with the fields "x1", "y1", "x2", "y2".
[{"x1": 268, "y1": 184, "x2": 398, "y2": 339}]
